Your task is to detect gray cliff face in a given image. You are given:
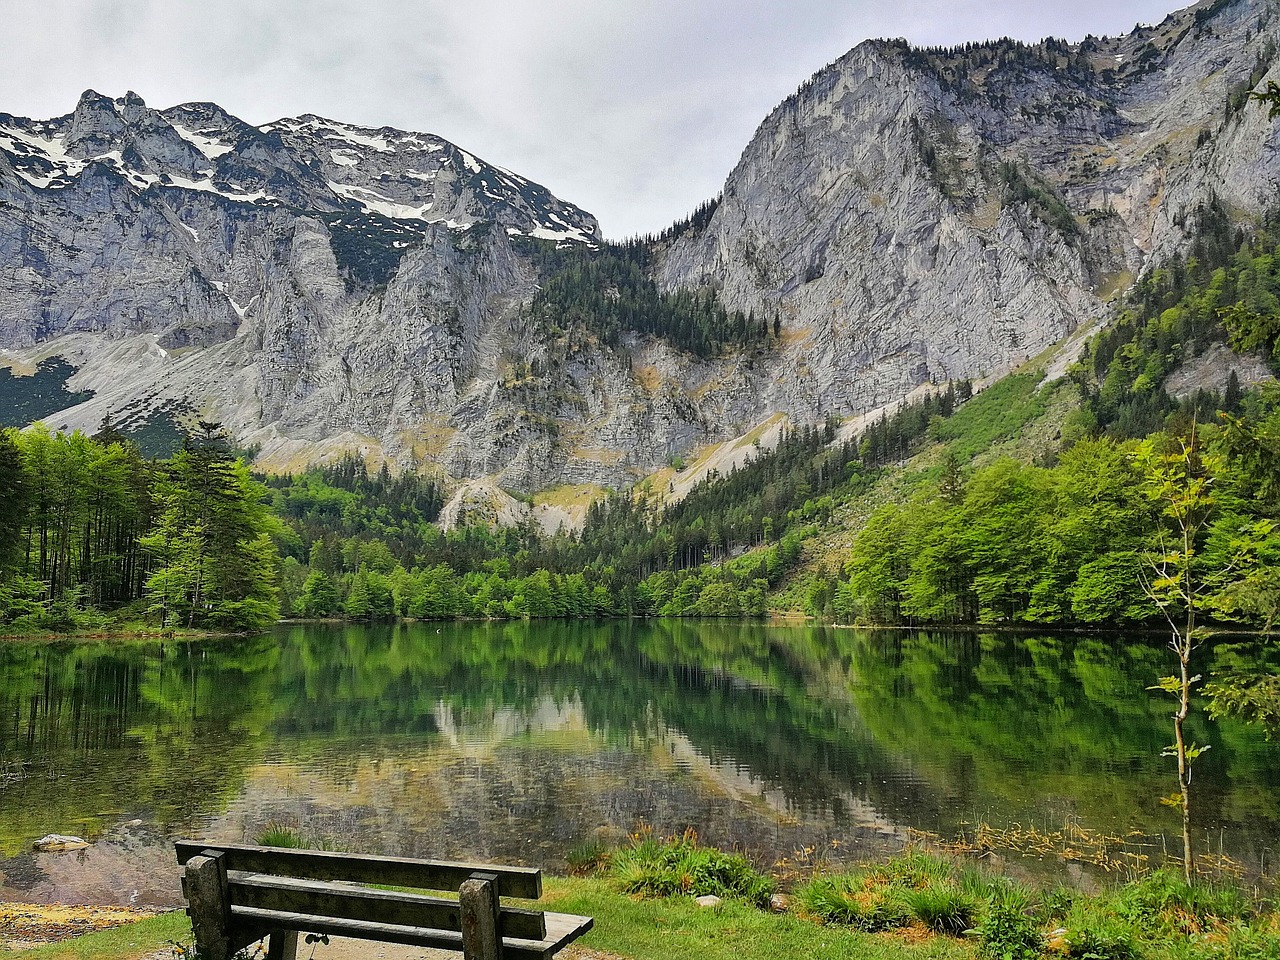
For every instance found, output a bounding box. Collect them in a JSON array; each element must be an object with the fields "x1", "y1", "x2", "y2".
[
  {"x1": 1, "y1": 0, "x2": 1278, "y2": 496},
  {"x1": 657, "y1": 0, "x2": 1280, "y2": 420}
]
